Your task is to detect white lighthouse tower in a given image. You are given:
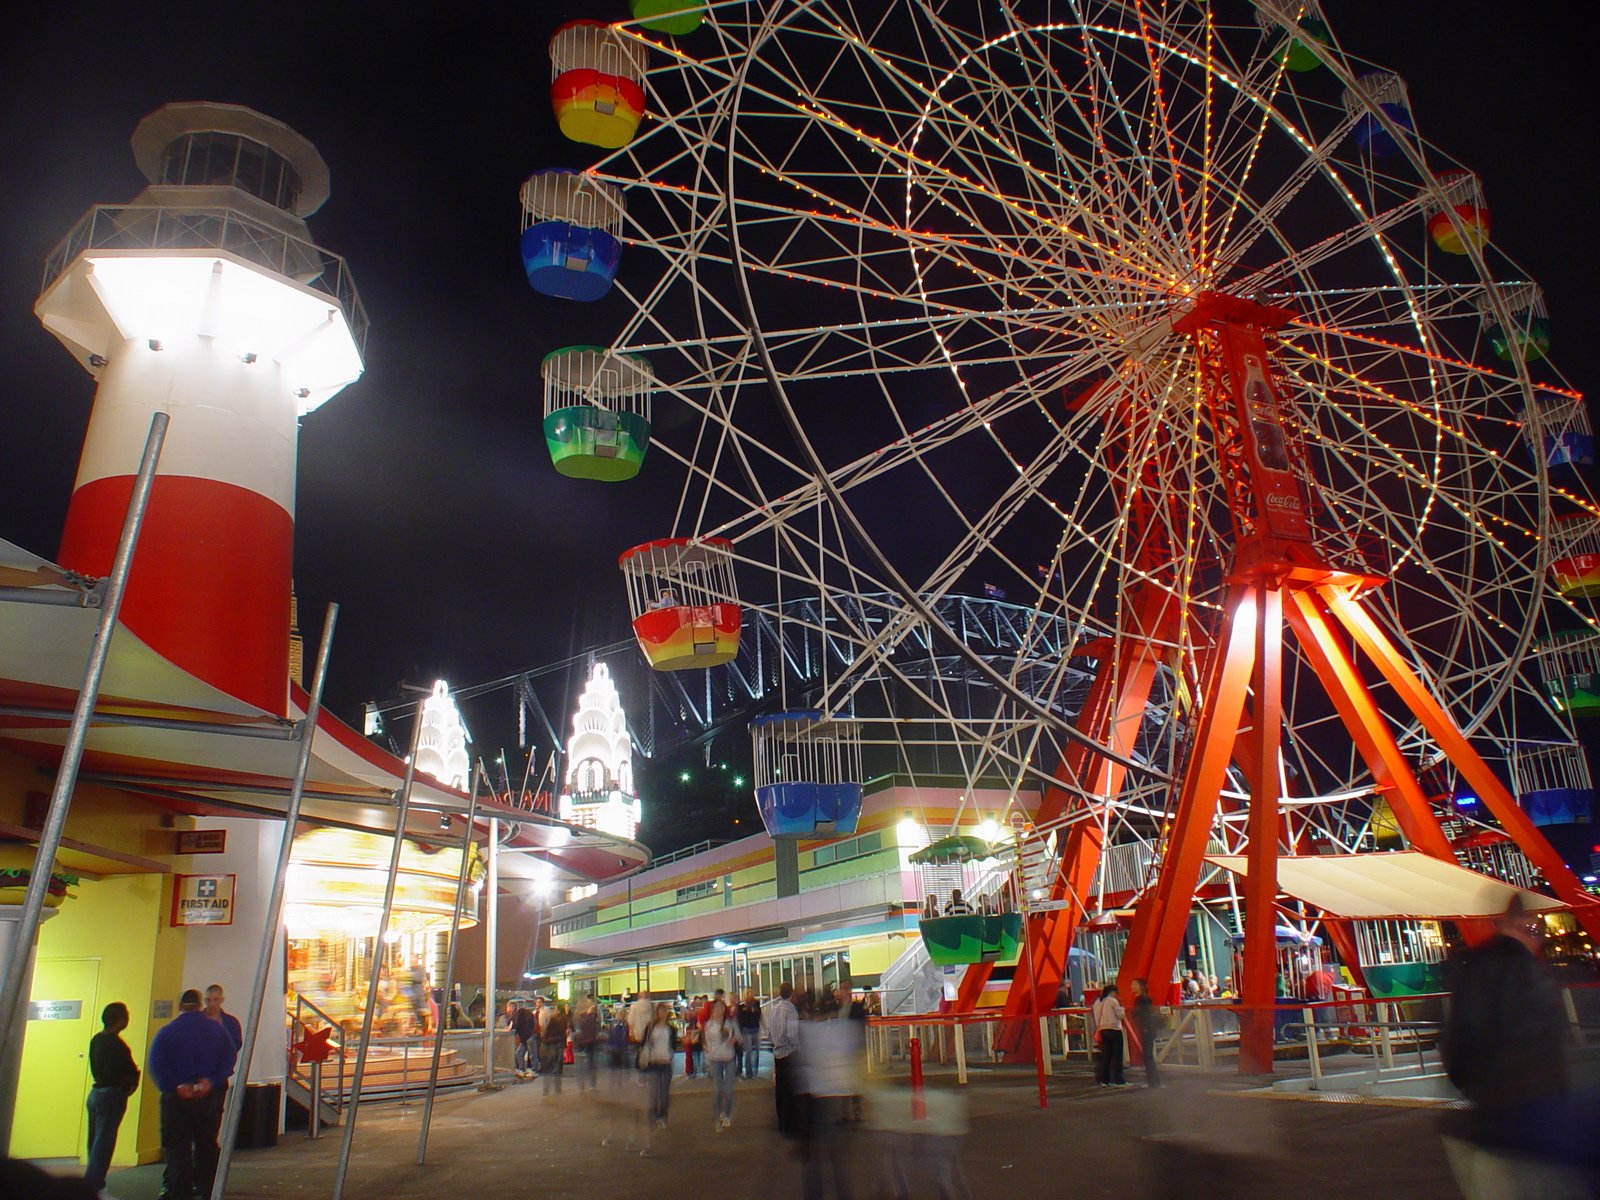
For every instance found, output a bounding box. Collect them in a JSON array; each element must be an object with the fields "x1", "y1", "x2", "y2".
[{"x1": 35, "y1": 102, "x2": 364, "y2": 716}]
